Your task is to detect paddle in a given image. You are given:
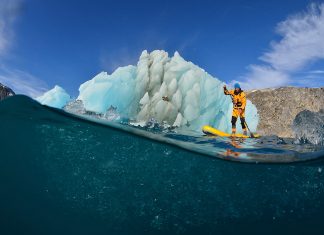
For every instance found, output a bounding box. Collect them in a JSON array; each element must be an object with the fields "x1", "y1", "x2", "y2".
[{"x1": 244, "y1": 121, "x2": 255, "y2": 138}]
